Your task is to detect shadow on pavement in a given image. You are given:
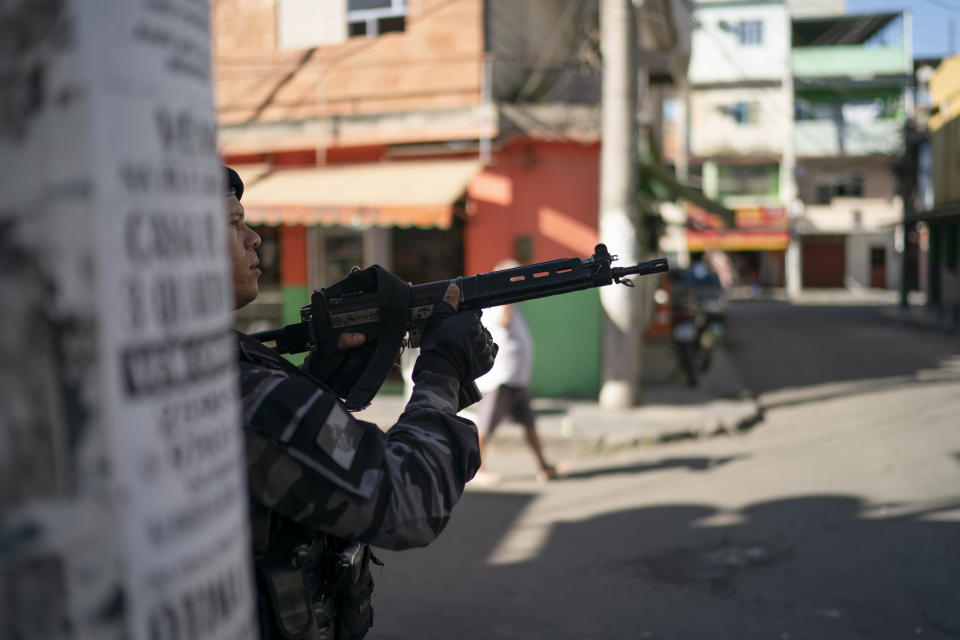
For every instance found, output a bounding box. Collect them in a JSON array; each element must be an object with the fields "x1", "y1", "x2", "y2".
[
  {"x1": 363, "y1": 300, "x2": 960, "y2": 639},
  {"x1": 725, "y1": 300, "x2": 960, "y2": 400},
  {"x1": 757, "y1": 374, "x2": 960, "y2": 411},
  {"x1": 557, "y1": 455, "x2": 748, "y2": 481},
  {"x1": 370, "y1": 488, "x2": 960, "y2": 640}
]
